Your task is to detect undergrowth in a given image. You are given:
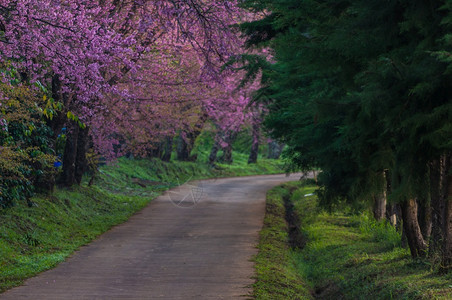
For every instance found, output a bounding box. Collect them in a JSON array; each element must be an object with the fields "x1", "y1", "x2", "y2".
[{"x1": 254, "y1": 182, "x2": 452, "y2": 299}]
